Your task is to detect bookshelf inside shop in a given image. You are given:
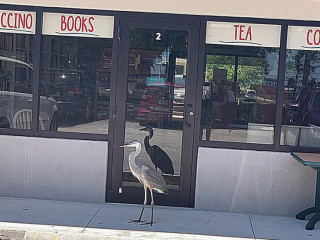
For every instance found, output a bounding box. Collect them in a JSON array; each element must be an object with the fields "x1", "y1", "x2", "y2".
[{"x1": 126, "y1": 50, "x2": 168, "y2": 120}]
